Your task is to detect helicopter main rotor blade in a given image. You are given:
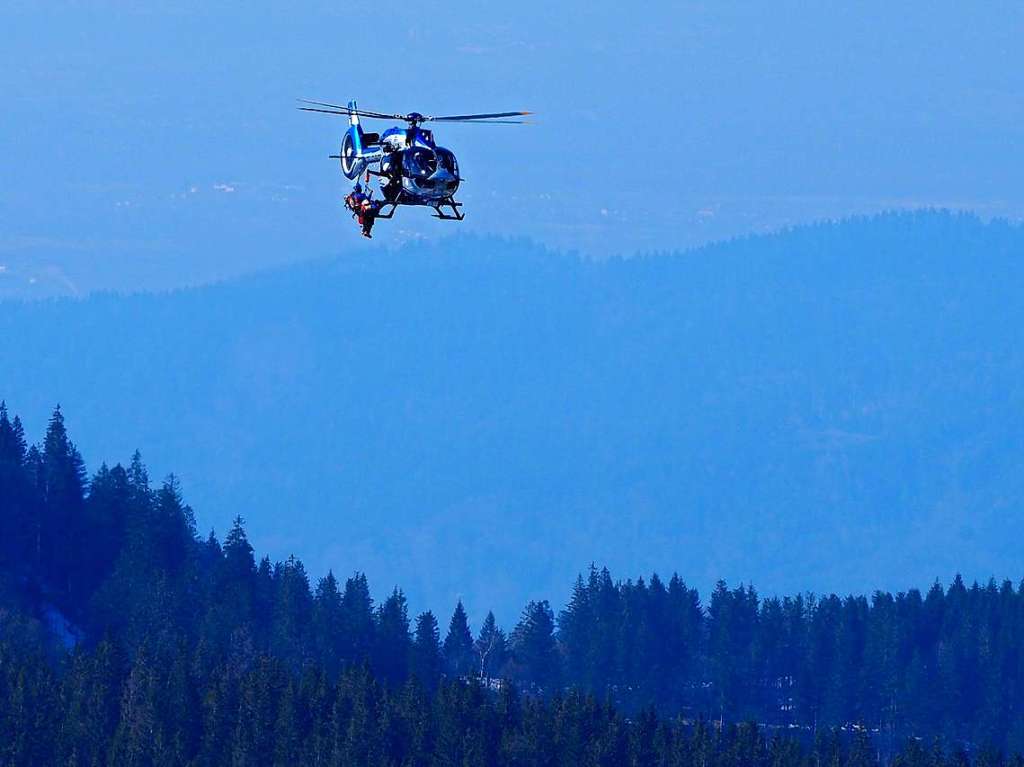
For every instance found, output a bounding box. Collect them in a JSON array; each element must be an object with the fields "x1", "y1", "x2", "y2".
[
  {"x1": 298, "y1": 101, "x2": 534, "y2": 123},
  {"x1": 429, "y1": 111, "x2": 533, "y2": 121},
  {"x1": 298, "y1": 106, "x2": 351, "y2": 116},
  {"x1": 298, "y1": 106, "x2": 403, "y2": 120},
  {"x1": 430, "y1": 118, "x2": 533, "y2": 124},
  {"x1": 300, "y1": 107, "x2": 530, "y2": 124},
  {"x1": 297, "y1": 99, "x2": 403, "y2": 120}
]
